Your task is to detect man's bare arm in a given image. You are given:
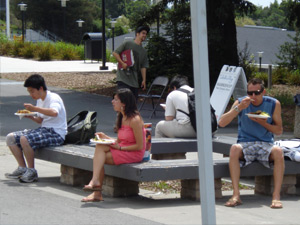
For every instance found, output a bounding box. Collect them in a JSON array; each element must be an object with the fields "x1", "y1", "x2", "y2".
[{"x1": 112, "y1": 52, "x2": 127, "y2": 70}]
